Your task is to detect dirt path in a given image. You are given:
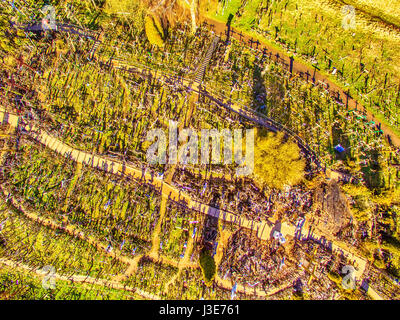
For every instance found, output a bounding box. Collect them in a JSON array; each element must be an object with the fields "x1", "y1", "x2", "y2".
[
  {"x1": 4, "y1": 18, "x2": 388, "y2": 299},
  {"x1": 149, "y1": 194, "x2": 168, "y2": 260}
]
